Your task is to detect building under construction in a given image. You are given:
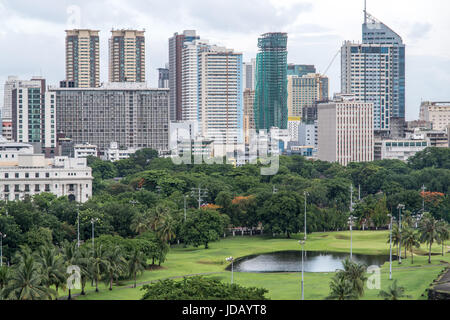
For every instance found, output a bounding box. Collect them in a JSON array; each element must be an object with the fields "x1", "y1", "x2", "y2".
[{"x1": 254, "y1": 32, "x2": 288, "y2": 131}]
